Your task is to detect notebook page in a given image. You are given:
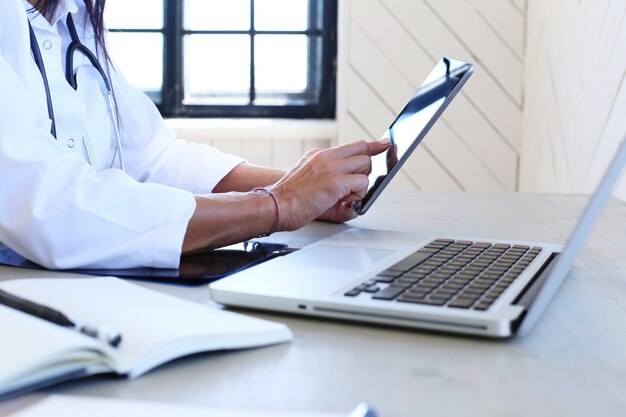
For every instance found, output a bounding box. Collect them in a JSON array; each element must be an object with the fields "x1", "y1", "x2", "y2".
[
  {"x1": 10, "y1": 395, "x2": 345, "y2": 417},
  {"x1": 0, "y1": 277, "x2": 293, "y2": 377},
  {"x1": 0, "y1": 305, "x2": 111, "y2": 397}
]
